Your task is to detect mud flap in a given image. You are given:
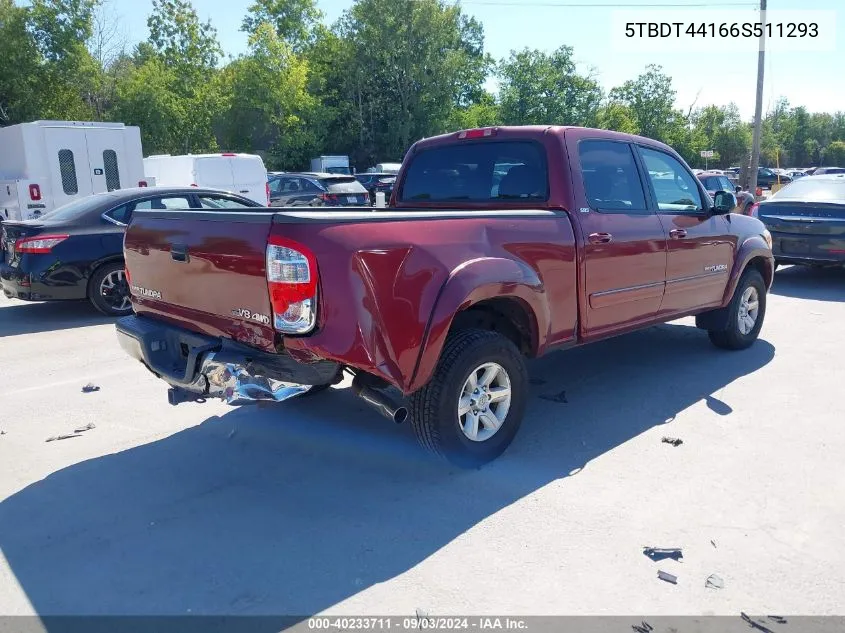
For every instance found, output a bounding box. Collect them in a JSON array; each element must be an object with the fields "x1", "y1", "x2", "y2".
[{"x1": 696, "y1": 306, "x2": 730, "y2": 332}]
